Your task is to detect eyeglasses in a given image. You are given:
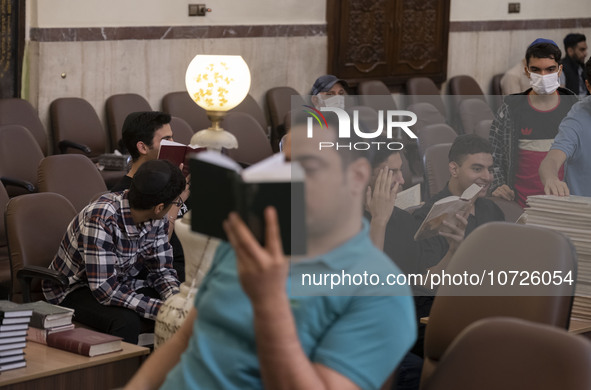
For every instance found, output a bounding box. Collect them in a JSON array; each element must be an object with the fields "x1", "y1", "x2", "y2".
[{"x1": 172, "y1": 197, "x2": 184, "y2": 207}]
